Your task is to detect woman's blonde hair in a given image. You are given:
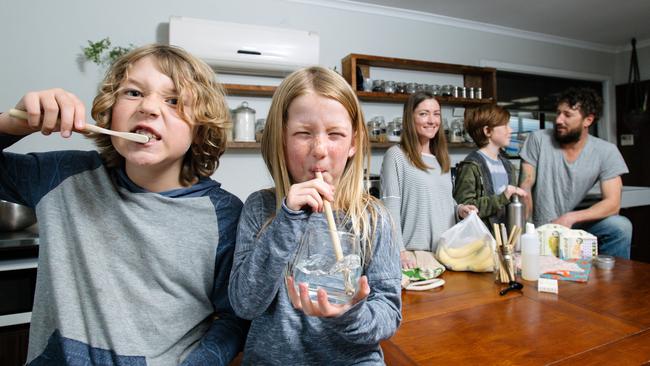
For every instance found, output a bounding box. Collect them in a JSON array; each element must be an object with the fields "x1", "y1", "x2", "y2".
[
  {"x1": 261, "y1": 66, "x2": 382, "y2": 260},
  {"x1": 400, "y1": 91, "x2": 450, "y2": 172},
  {"x1": 89, "y1": 44, "x2": 229, "y2": 186}
]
